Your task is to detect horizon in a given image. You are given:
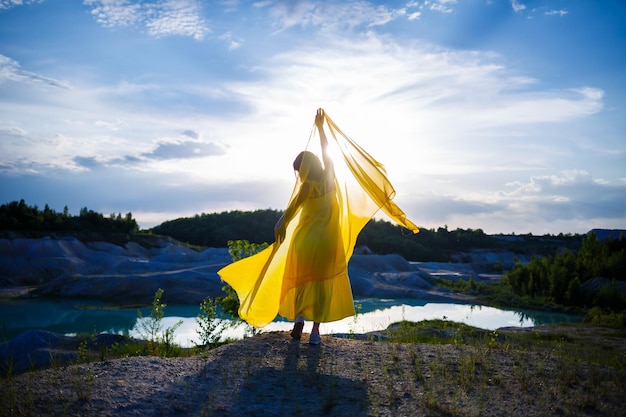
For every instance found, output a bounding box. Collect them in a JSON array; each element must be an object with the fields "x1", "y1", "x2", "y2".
[
  {"x1": 4, "y1": 198, "x2": 622, "y2": 237},
  {"x1": 1, "y1": 1, "x2": 625, "y2": 235}
]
